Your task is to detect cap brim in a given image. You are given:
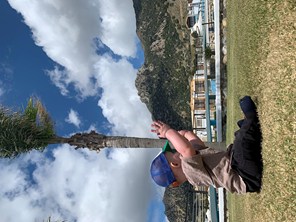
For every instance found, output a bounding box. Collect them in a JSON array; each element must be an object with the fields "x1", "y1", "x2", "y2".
[{"x1": 162, "y1": 141, "x2": 172, "y2": 152}]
